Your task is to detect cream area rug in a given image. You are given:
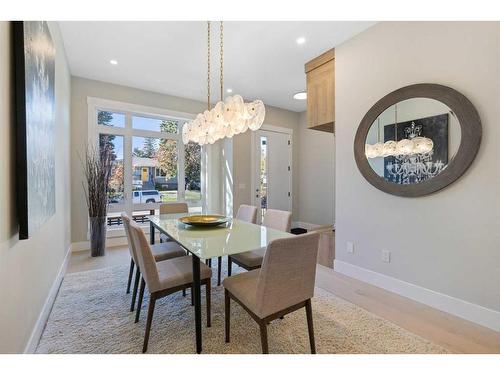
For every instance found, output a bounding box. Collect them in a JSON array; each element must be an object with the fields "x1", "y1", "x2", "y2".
[{"x1": 36, "y1": 261, "x2": 449, "y2": 354}]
